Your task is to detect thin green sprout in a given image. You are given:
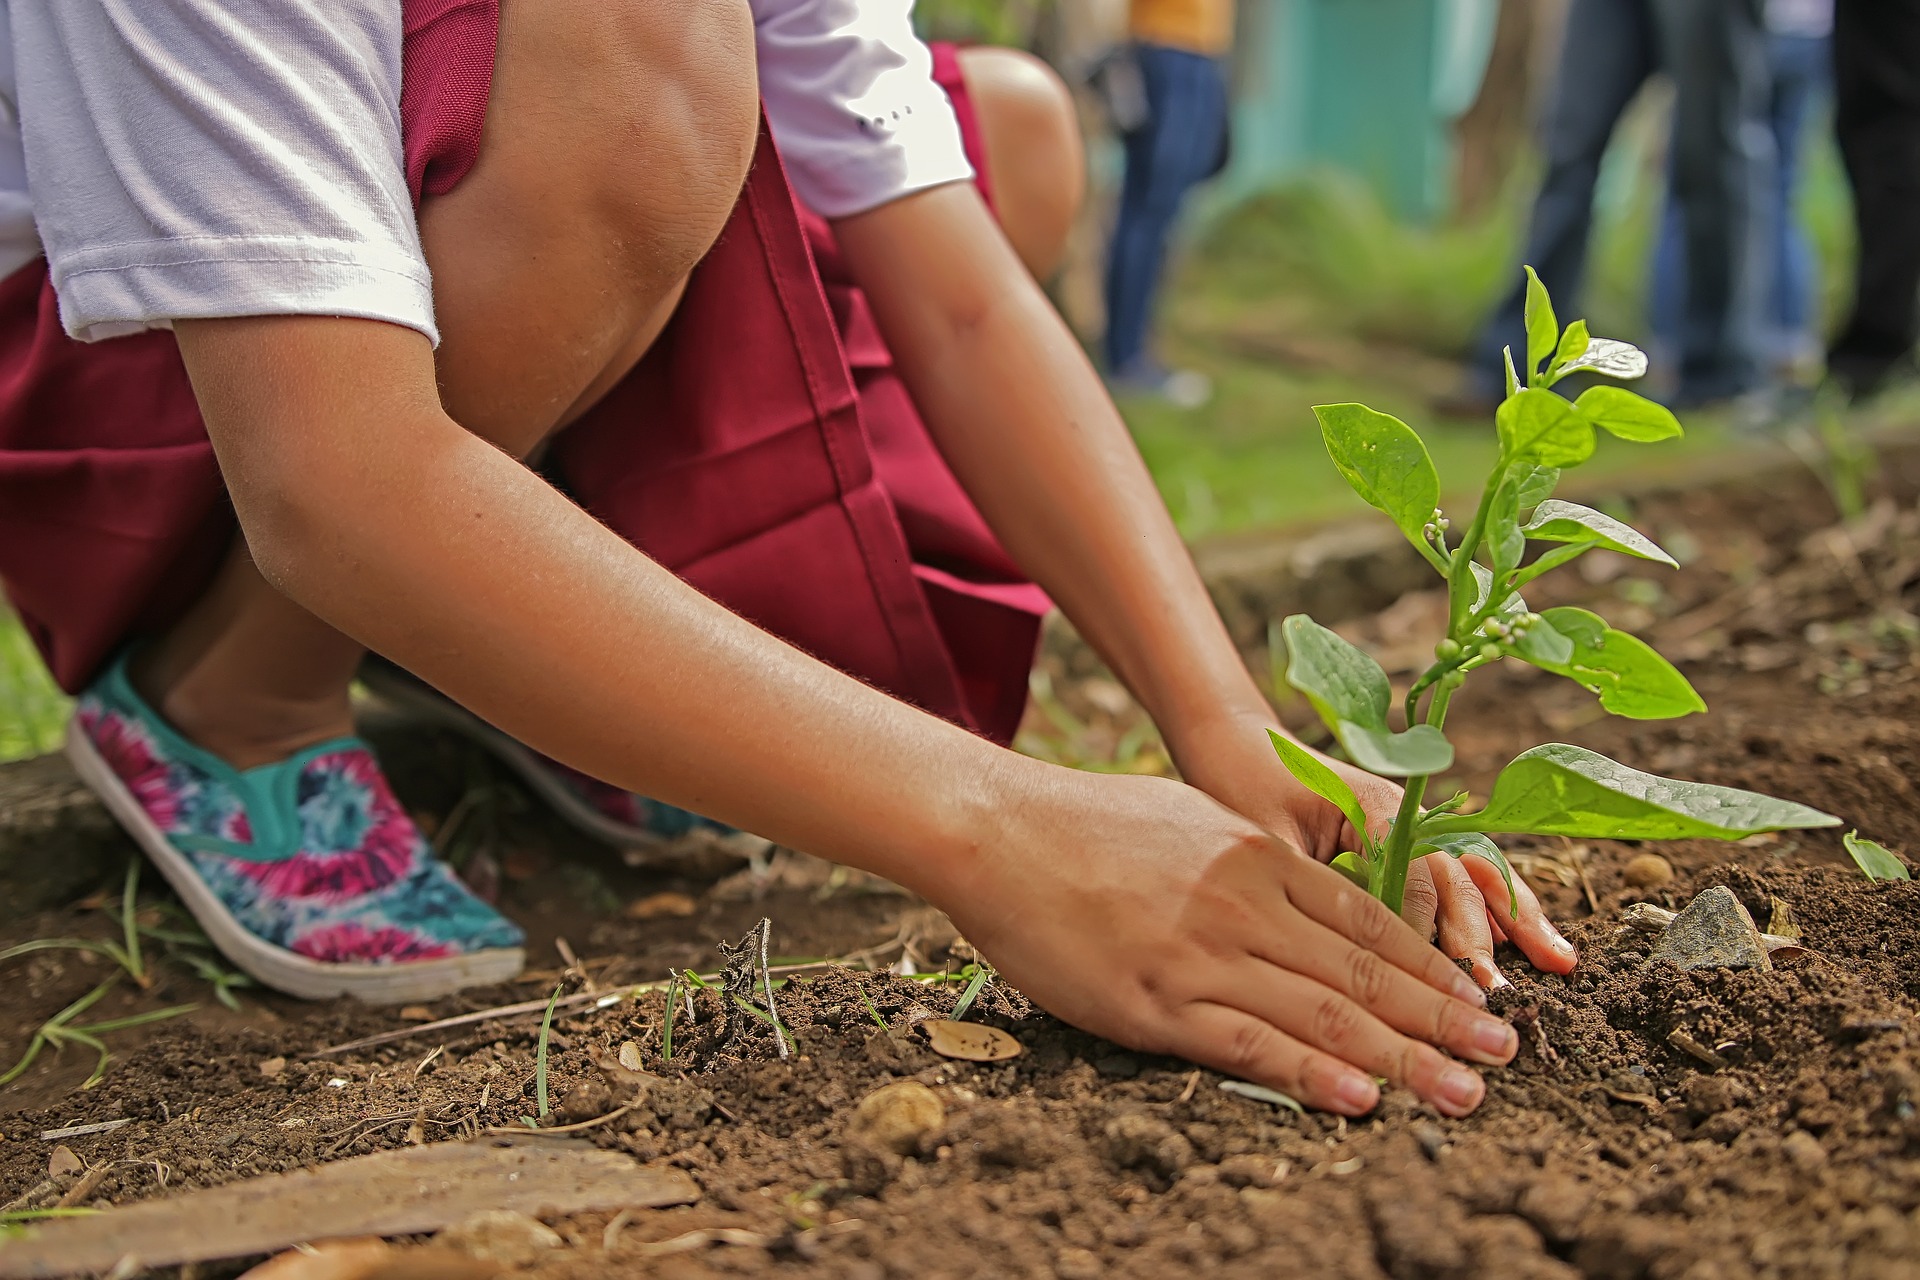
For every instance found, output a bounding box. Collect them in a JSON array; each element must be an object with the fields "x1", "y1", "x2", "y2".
[
  {"x1": 534, "y1": 983, "x2": 562, "y2": 1120},
  {"x1": 950, "y1": 963, "x2": 995, "y2": 1022}
]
